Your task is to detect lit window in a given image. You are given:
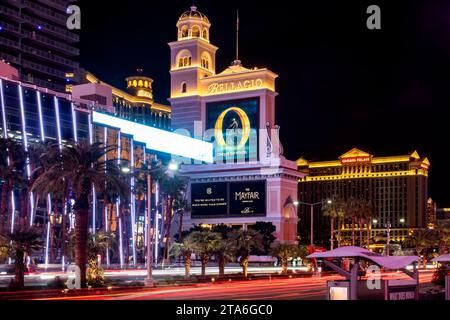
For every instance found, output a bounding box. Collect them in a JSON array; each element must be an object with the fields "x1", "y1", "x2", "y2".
[{"x1": 191, "y1": 25, "x2": 200, "y2": 37}]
